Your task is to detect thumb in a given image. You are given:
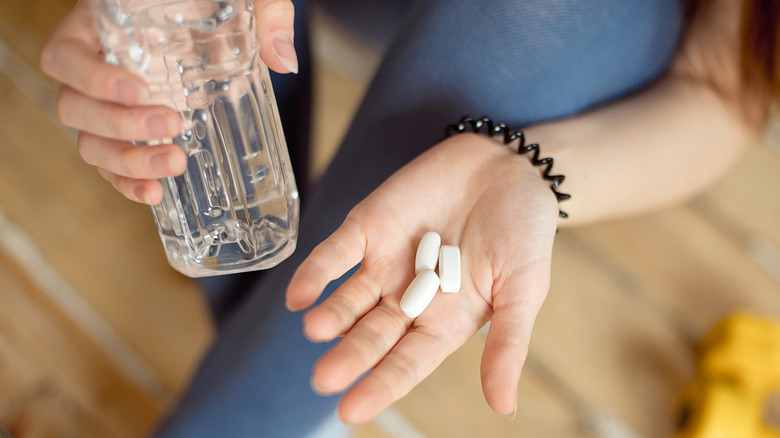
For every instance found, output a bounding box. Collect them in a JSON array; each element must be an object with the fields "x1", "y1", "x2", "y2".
[
  {"x1": 254, "y1": 0, "x2": 298, "y2": 74},
  {"x1": 480, "y1": 268, "x2": 549, "y2": 418}
]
